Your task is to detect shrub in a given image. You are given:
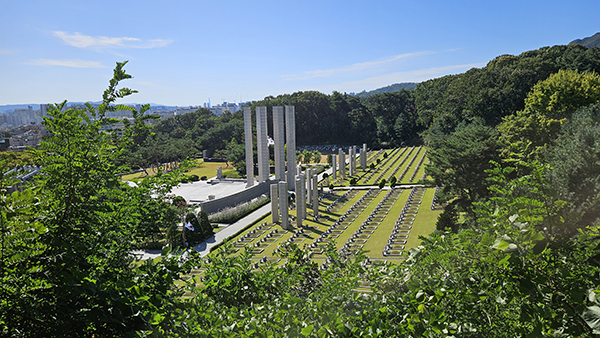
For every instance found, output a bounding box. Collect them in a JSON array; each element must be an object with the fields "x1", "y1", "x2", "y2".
[
  {"x1": 172, "y1": 196, "x2": 186, "y2": 207},
  {"x1": 329, "y1": 183, "x2": 334, "y2": 190},
  {"x1": 378, "y1": 179, "x2": 386, "y2": 189},
  {"x1": 208, "y1": 195, "x2": 270, "y2": 224},
  {"x1": 200, "y1": 175, "x2": 208, "y2": 180},
  {"x1": 349, "y1": 178, "x2": 357, "y2": 186},
  {"x1": 190, "y1": 174, "x2": 199, "y2": 182}
]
